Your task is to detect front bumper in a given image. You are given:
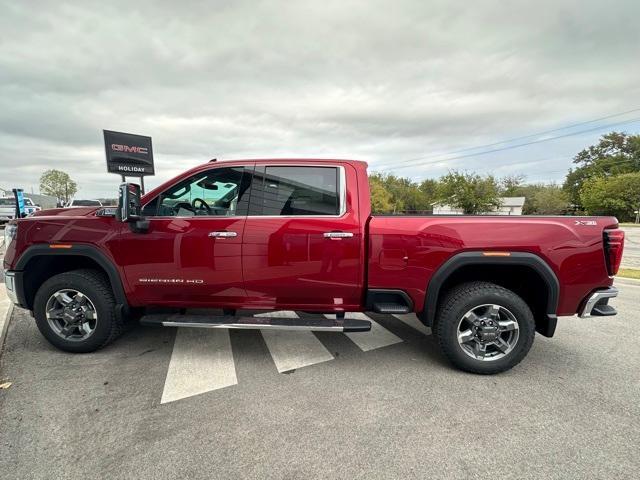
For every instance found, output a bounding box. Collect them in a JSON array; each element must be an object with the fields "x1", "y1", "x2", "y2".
[
  {"x1": 3, "y1": 270, "x2": 26, "y2": 308},
  {"x1": 578, "y1": 287, "x2": 618, "y2": 318}
]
